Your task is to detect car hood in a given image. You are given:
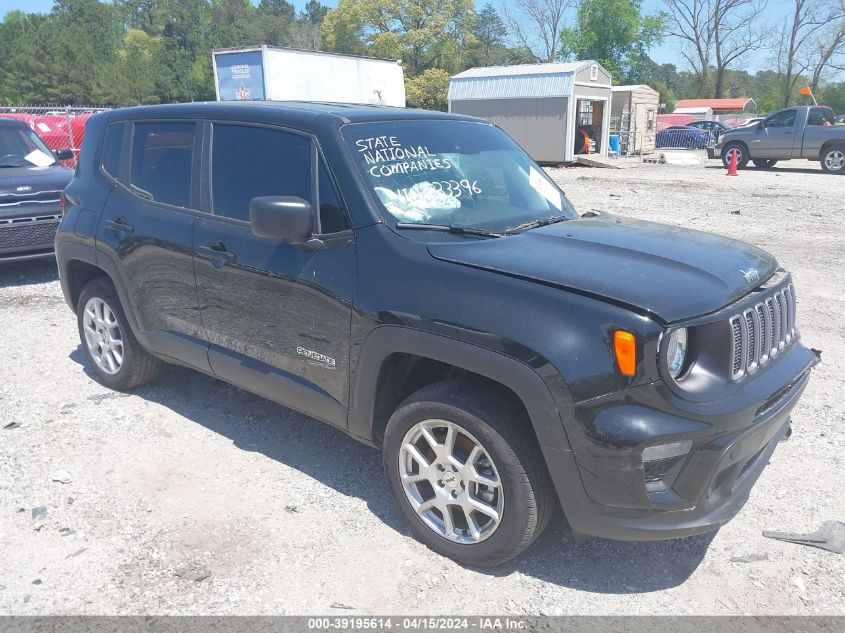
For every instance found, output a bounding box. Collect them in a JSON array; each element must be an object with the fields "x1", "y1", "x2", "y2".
[
  {"x1": 427, "y1": 214, "x2": 777, "y2": 323},
  {"x1": 0, "y1": 164, "x2": 73, "y2": 196}
]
